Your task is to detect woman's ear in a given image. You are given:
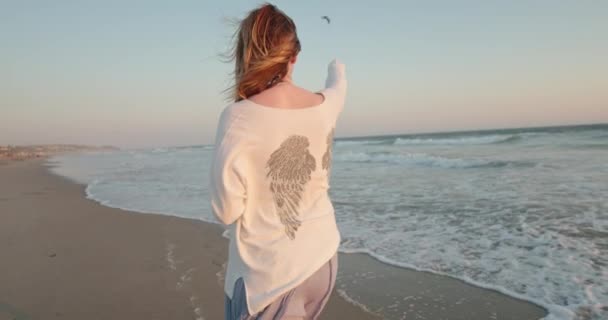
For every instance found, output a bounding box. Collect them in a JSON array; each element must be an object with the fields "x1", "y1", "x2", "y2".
[{"x1": 290, "y1": 54, "x2": 298, "y2": 64}]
